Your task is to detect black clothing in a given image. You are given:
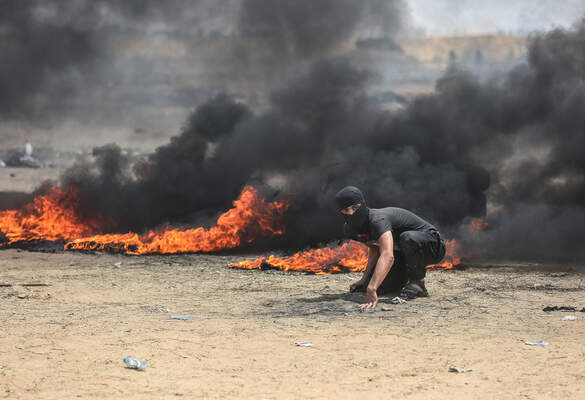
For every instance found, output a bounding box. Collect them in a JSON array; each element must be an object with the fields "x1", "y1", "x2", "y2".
[
  {"x1": 335, "y1": 186, "x2": 370, "y2": 234},
  {"x1": 369, "y1": 207, "x2": 437, "y2": 240},
  {"x1": 342, "y1": 207, "x2": 438, "y2": 243},
  {"x1": 335, "y1": 186, "x2": 366, "y2": 210},
  {"x1": 342, "y1": 206, "x2": 446, "y2": 289},
  {"x1": 361, "y1": 230, "x2": 445, "y2": 293},
  {"x1": 363, "y1": 229, "x2": 446, "y2": 293}
]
